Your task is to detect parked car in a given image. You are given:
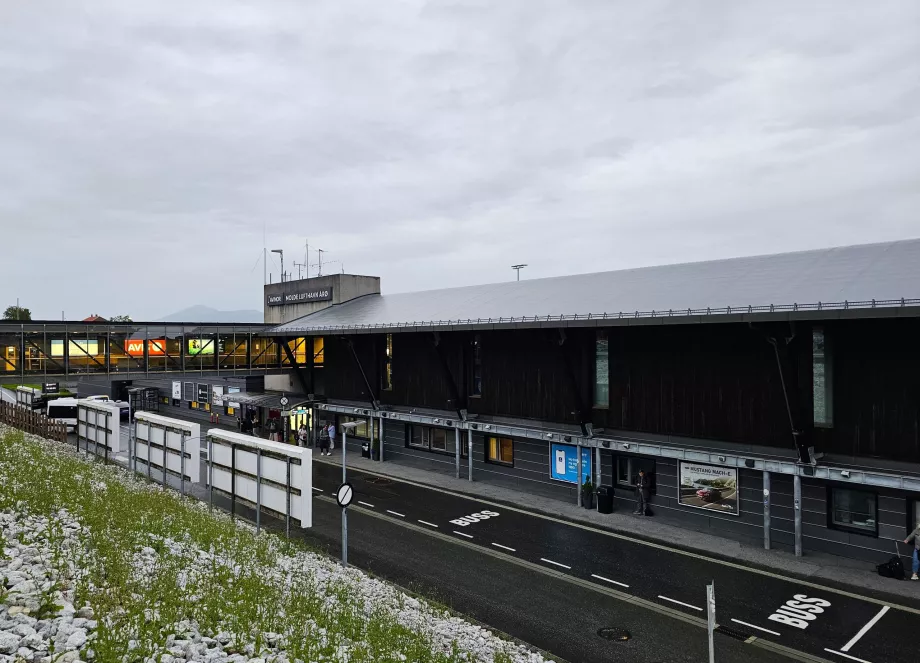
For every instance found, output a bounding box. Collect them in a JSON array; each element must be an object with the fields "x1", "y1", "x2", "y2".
[{"x1": 696, "y1": 487, "x2": 722, "y2": 502}]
